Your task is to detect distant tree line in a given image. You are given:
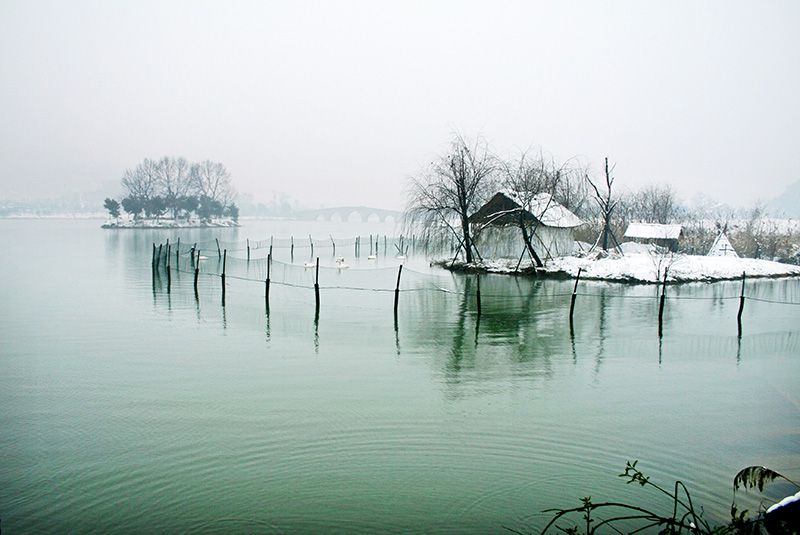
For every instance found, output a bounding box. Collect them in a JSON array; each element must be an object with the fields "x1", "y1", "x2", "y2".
[
  {"x1": 405, "y1": 134, "x2": 799, "y2": 263},
  {"x1": 104, "y1": 157, "x2": 238, "y2": 222}
]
